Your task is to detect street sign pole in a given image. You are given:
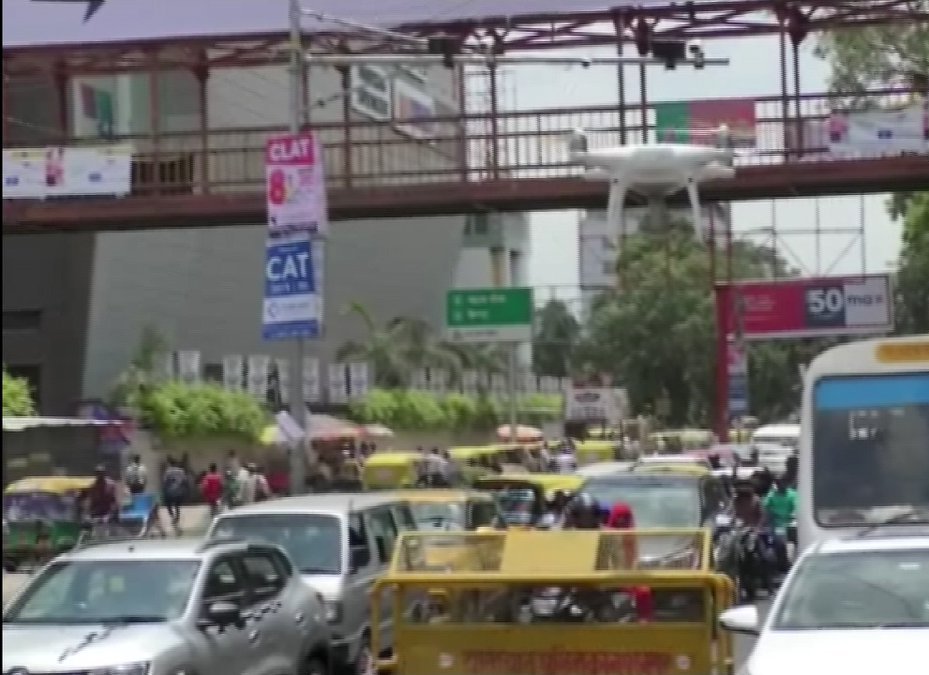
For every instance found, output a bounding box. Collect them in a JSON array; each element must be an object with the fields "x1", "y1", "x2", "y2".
[
  {"x1": 507, "y1": 341, "x2": 518, "y2": 445},
  {"x1": 445, "y1": 286, "x2": 534, "y2": 443},
  {"x1": 288, "y1": 0, "x2": 309, "y2": 495}
]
